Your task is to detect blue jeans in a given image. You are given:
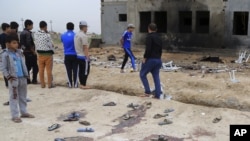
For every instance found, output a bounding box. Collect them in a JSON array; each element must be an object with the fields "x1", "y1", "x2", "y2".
[{"x1": 140, "y1": 59, "x2": 162, "y2": 98}]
